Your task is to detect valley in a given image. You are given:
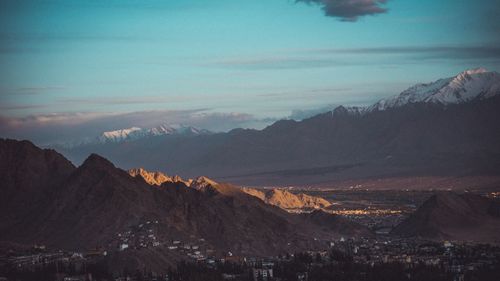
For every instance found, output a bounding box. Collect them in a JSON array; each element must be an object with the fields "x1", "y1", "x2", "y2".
[
  {"x1": 2, "y1": 70, "x2": 500, "y2": 280},
  {"x1": 1, "y1": 139, "x2": 500, "y2": 281},
  {"x1": 2, "y1": 1, "x2": 499, "y2": 279}
]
